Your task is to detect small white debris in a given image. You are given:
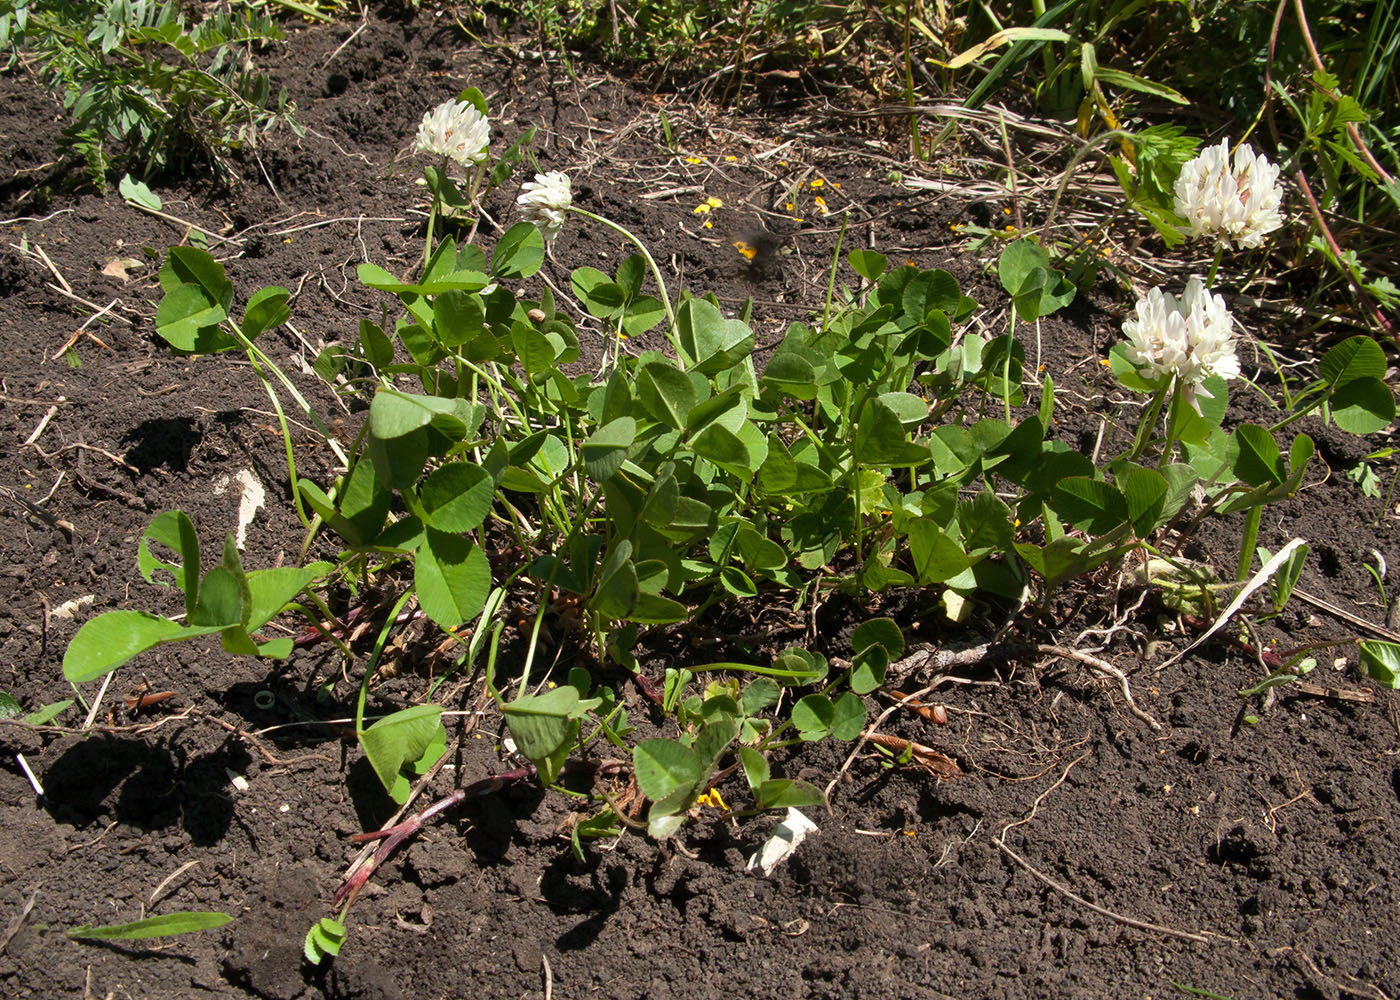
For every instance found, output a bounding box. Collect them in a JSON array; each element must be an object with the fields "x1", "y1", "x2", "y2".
[
  {"x1": 747, "y1": 808, "x2": 819, "y2": 877},
  {"x1": 50, "y1": 595, "x2": 95, "y2": 620},
  {"x1": 211, "y1": 469, "x2": 266, "y2": 550},
  {"x1": 225, "y1": 768, "x2": 250, "y2": 793},
  {"x1": 16, "y1": 754, "x2": 44, "y2": 797},
  {"x1": 279, "y1": 803, "x2": 291, "y2": 813}
]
